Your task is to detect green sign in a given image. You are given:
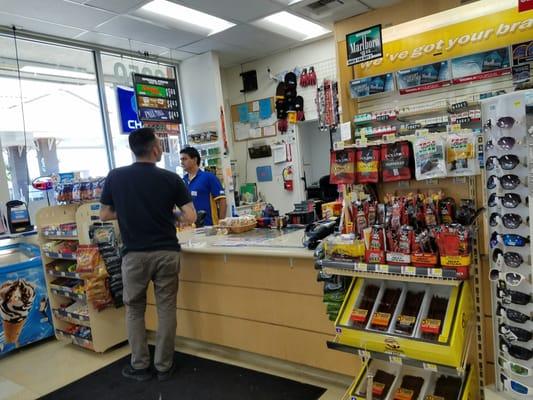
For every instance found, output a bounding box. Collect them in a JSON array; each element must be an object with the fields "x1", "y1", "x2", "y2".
[{"x1": 346, "y1": 24, "x2": 383, "y2": 66}]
